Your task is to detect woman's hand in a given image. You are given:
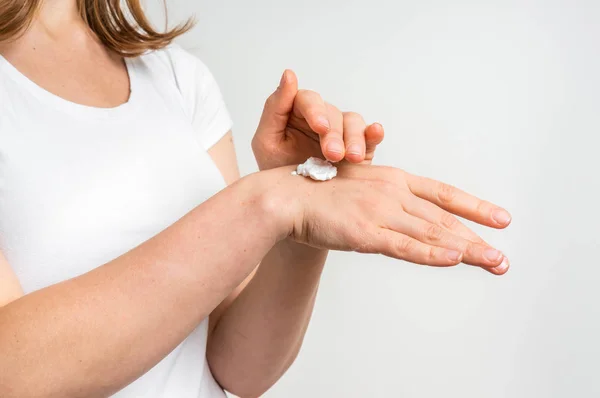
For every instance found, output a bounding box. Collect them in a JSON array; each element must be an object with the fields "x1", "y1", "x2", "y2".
[
  {"x1": 260, "y1": 163, "x2": 512, "y2": 275},
  {"x1": 252, "y1": 70, "x2": 384, "y2": 170}
]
